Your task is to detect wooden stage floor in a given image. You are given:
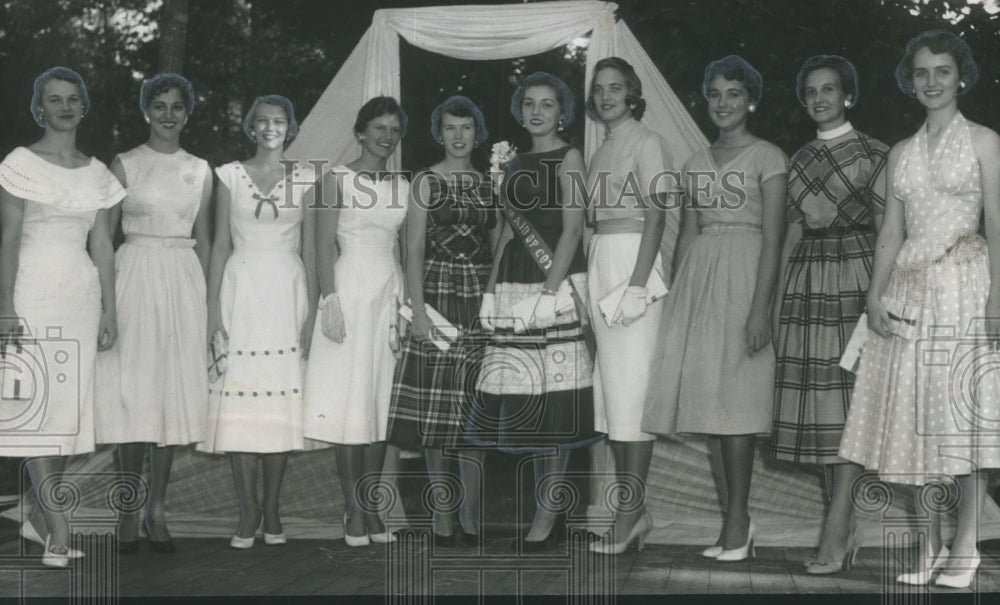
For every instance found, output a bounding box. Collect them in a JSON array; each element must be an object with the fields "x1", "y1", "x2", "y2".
[{"x1": 2, "y1": 518, "x2": 999, "y2": 602}]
